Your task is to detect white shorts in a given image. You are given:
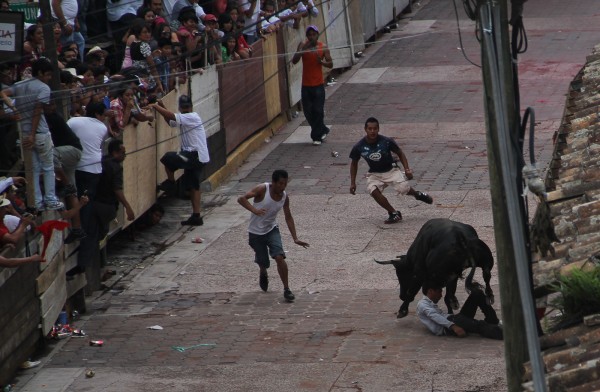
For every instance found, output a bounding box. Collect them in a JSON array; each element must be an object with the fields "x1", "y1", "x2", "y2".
[{"x1": 366, "y1": 167, "x2": 411, "y2": 195}]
